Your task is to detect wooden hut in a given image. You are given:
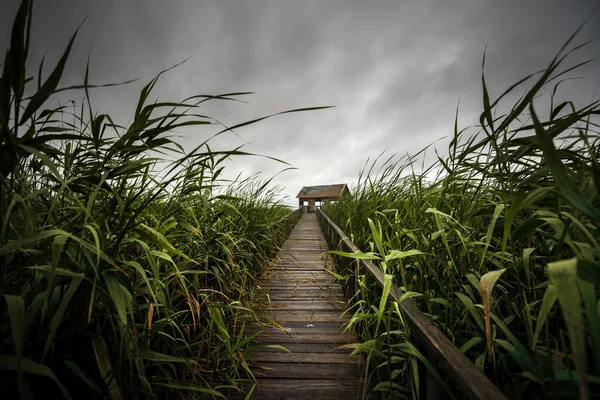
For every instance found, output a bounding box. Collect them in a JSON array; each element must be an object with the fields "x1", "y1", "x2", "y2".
[{"x1": 296, "y1": 184, "x2": 350, "y2": 213}]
